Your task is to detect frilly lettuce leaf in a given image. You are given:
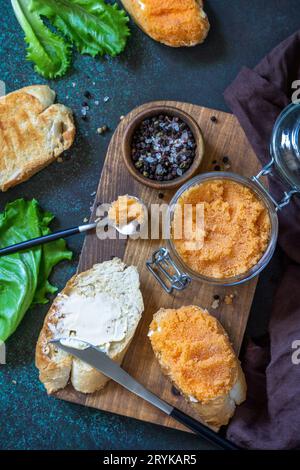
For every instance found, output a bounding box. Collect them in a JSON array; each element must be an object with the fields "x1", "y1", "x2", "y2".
[
  {"x1": 12, "y1": 0, "x2": 130, "y2": 78},
  {"x1": 11, "y1": 0, "x2": 71, "y2": 78},
  {"x1": 0, "y1": 199, "x2": 72, "y2": 342},
  {"x1": 30, "y1": 0, "x2": 130, "y2": 57}
]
